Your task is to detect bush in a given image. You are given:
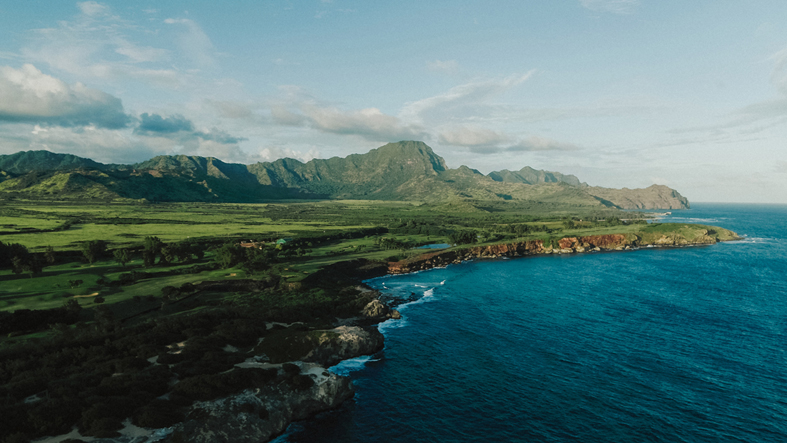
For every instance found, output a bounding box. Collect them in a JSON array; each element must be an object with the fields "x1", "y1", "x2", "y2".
[
  {"x1": 161, "y1": 286, "x2": 179, "y2": 298},
  {"x1": 289, "y1": 374, "x2": 315, "y2": 391},
  {"x1": 132, "y1": 399, "x2": 184, "y2": 428},
  {"x1": 282, "y1": 363, "x2": 300, "y2": 376}
]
